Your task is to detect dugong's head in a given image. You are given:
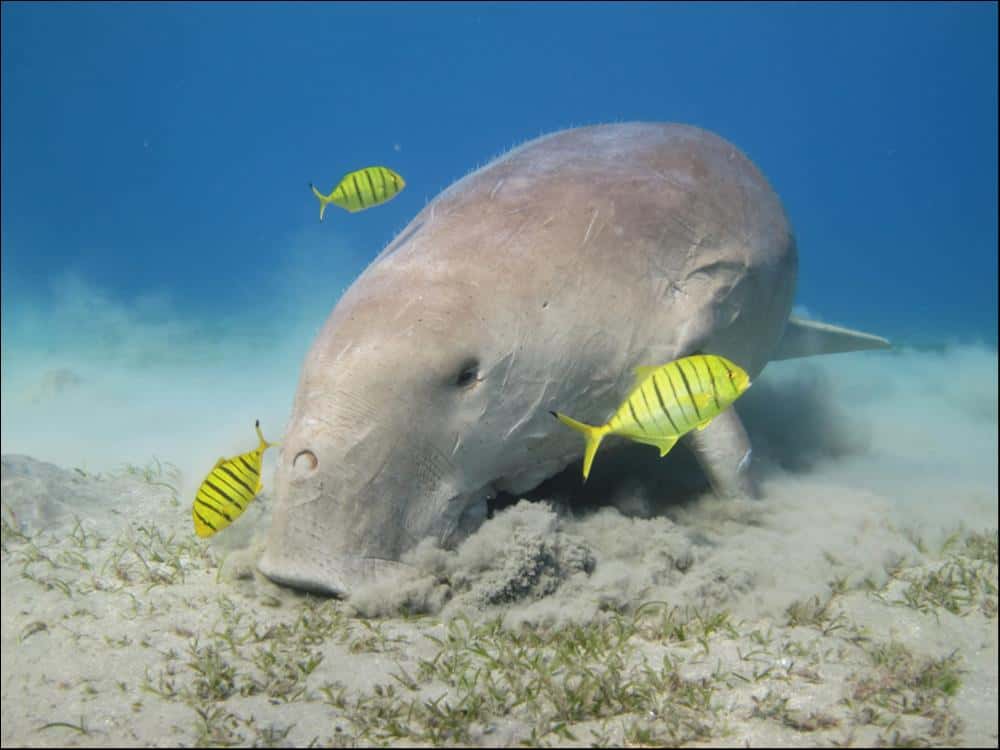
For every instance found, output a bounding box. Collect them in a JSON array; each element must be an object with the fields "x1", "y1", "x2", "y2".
[{"x1": 257, "y1": 248, "x2": 550, "y2": 595}]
